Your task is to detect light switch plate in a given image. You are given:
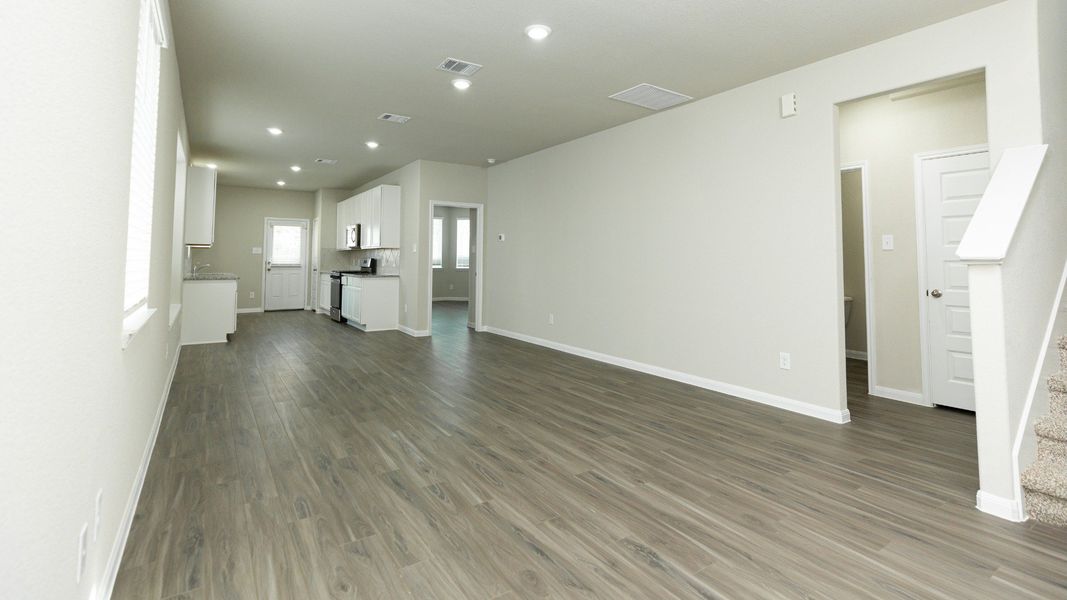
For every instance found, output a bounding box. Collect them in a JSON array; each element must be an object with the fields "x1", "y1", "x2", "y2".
[
  {"x1": 252, "y1": 247, "x2": 262, "y2": 255},
  {"x1": 779, "y1": 352, "x2": 791, "y2": 370},
  {"x1": 780, "y1": 93, "x2": 797, "y2": 118},
  {"x1": 881, "y1": 234, "x2": 894, "y2": 251},
  {"x1": 497, "y1": 233, "x2": 506, "y2": 242}
]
